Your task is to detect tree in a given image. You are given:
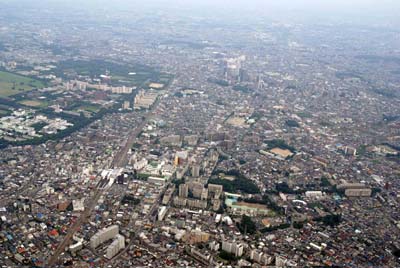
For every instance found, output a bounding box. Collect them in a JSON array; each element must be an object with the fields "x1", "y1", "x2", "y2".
[
  {"x1": 293, "y1": 222, "x2": 304, "y2": 229},
  {"x1": 320, "y1": 177, "x2": 331, "y2": 187},
  {"x1": 314, "y1": 214, "x2": 342, "y2": 227},
  {"x1": 286, "y1": 120, "x2": 300, "y2": 128},
  {"x1": 208, "y1": 172, "x2": 260, "y2": 194},
  {"x1": 219, "y1": 250, "x2": 237, "y2": 261},
  {"x1": 237, "y1": 215, "x2": 257, "y2": 235}
]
